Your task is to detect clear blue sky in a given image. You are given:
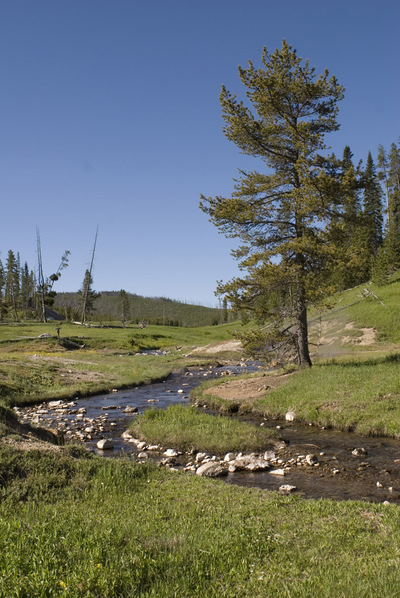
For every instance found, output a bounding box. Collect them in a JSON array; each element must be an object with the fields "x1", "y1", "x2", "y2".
[{"x1": 1, "y1": 0, "x2": 398, "y2": 306}]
